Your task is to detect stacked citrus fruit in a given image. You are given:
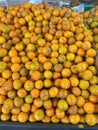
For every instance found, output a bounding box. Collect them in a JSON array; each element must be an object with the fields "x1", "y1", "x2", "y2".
[
  {"x1": 0, "y1": 3, "x2": 97, "y2": 126},
  {"x1": 83, "y1": 6, "x2": 98, "y2": 49}
]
